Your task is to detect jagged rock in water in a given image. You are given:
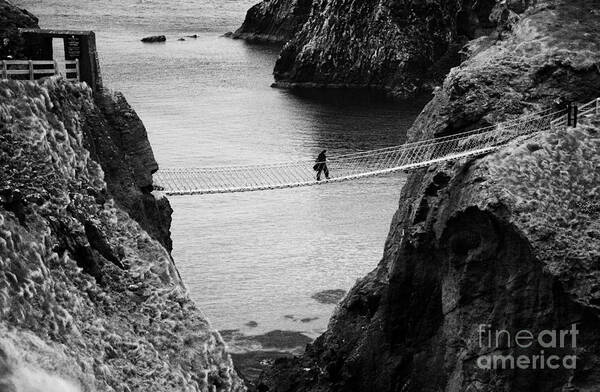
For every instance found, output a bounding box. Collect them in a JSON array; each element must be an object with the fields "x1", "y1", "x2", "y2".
[
  {"x1": 270, "y1": 0, "x2": 540, "y2": 98},
  {"x1": 141, "y1": 35, "x2": 166, "y2": 43},
  {"x1": 0, "y1": 0, "x2": 39, "y2": 59},
  {"x1": 0, "y1": 78, "x2": 245, "y2": 392},
  {"x1": 232, "y1": 0, "x2": 312, "y2": 43},
  {"x1": 258, "y1": 1, "x2": 600, "y2": 391},
  {"x1": 311, "y1": 289, "x2": 346, "y2": 305}
]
